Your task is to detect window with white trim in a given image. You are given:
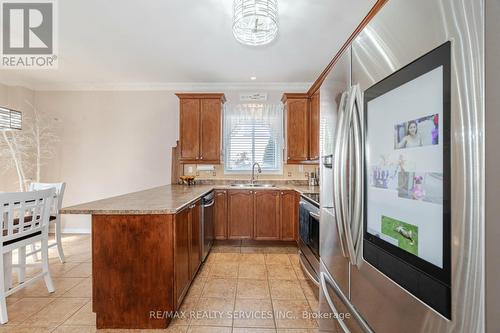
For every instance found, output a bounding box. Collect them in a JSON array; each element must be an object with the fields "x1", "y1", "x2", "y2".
[{"x1": 223, "y1": 103, "x2": 283, "y2": 173}]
